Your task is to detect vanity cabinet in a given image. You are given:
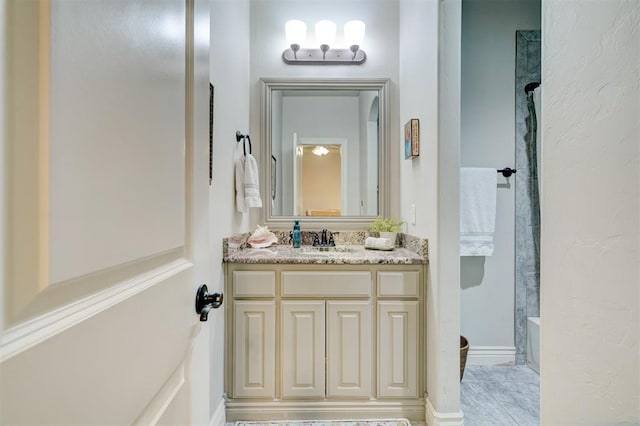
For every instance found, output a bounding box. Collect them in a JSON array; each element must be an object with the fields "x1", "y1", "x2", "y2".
[
  {"x1": 224, "y1": 263, "x2": 425, "y2": 422},
  {"x1": 230, "y1": 271, "x2": 277, "y2": 398},
  {"x1": 281, "y1": 300, "x2": 325, "y2": 398},
  {"x1": 280, "y1": 299, "x2": 372, "y2": 399},
  {"x1": 233, "y1": 300, "x2": 276, "y2": 398},
  {"x1": 377, "y1": 300, "x2": 418, "y2": 397},
  {"x1": 326, "y1": 301, "x2": 372, "y2": 398}
]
